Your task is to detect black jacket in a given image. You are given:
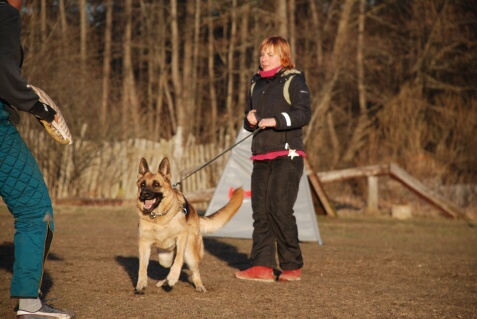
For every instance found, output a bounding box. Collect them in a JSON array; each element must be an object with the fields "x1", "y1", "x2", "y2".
[
  {"x1": 243, "y1": 69, "x2": 312, "y2": 156},
  {"x1": 0, "y1": 1, "x2": 40, "y2": 122}
]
